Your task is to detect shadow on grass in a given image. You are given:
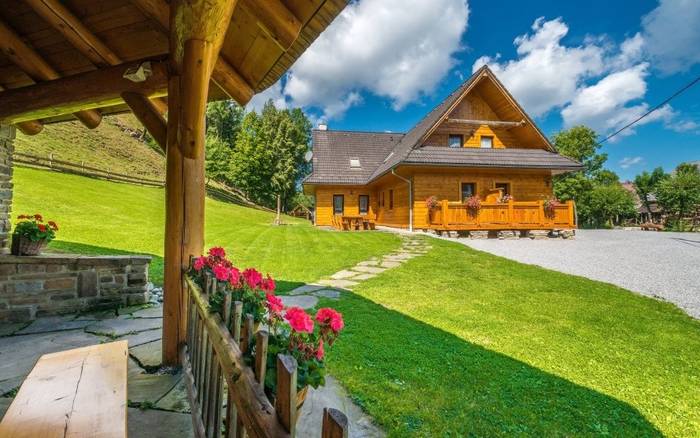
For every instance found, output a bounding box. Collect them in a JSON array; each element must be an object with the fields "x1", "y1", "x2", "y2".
[{"x1": 325, "y1": 292, "x2": 662, "y2": 436}]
